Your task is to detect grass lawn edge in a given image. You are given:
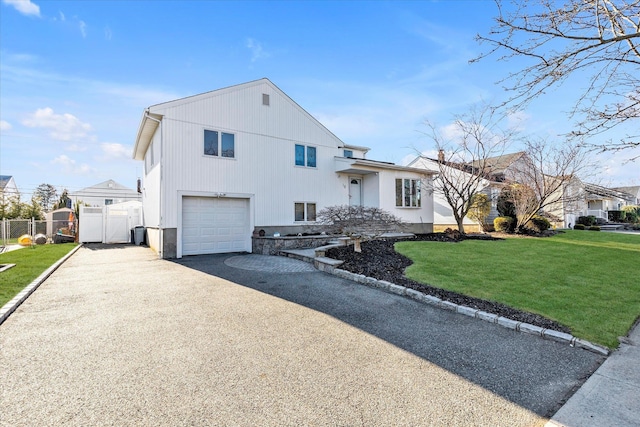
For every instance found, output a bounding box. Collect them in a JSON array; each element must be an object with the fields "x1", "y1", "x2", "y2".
[
  {"x1": 395, "y1": 231, "x2": 640, "y2": 350},
  {"x1": 0, "y1": 244, "x2": 83, "y2": 325}
]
